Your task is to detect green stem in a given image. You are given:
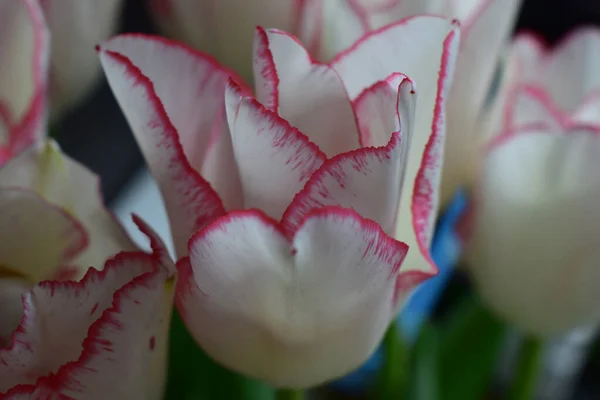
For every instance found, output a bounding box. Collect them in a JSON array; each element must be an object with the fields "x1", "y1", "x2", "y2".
[
  {"x1": 275, "y1": 389, "x2": 305, "y2": 400},
  {"x1": 379, "y1": 320, "x2": 408, "y2": 399},
  {"x1": 508, "y1": 336, "x2": 544, "y2": 400}
]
